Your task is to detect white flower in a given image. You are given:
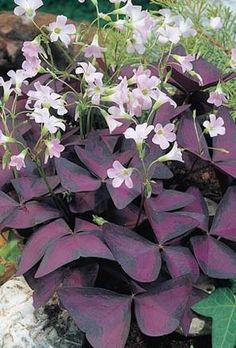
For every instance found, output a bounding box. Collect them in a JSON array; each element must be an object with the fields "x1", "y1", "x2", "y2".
[
  {"x1": 27, "y1": 82, "x2": 67, "y2": 115},
  {"x1": 14, "y1": 0, "x2": 43, "y2": 19},
  {"x1": 209, "y1": 17, "x2": 222, "y2": 30},
  {"x1": 152, "y1": 123, "x2": 176, "y2": 150},
  {"x1": 87, "y1": 78, "x2": 105, "y2": 105},
  {"x1": 76, "y1": 62, "x2": 103, "y2": 84},
  {"x1": 0, "y1": 77, "x2": 13, "y2": 102},
  {"x1": 158, "y1": 142, "x2": 184, "y2": 163},
  {"x1": 0, "y1": 130, "x2": 14, "y2": 145},
  {"x1": 7, "y1": 69, "x2": 29, "y2": 93},
  {"x1": 203, "y1": 114, "x2": 225, "y2": 137},
  {"x1": 124, "y1": 123, "x2": 154, "y2": 146},
  {"x1": 48, "y1": 15, "x2": 76, "y2": 47},
  {"x1": 30, "y1": 108, "x2": 65, "y2": 134},
  {"x1": 157, "y1": 25, "x2": 181, "y2": 44},
  {"x1": 173, "y1": 54, "x2": 196, "y2": 73},
  {"x1": 173, "y1": 16, "x2": 196, "y2": 37},
  {"x1": 107, "y1": 160, "x2": 133, "y2": 188}
]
